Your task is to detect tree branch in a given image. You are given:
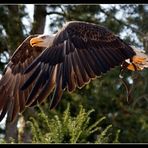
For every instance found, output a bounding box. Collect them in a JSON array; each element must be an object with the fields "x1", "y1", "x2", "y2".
[
  {"x1": 46, "y1": 11, "x2": 66, "y2": 17},
  {"x1": 99, "y1": 7, "x2": 145, "y2": 37}
]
